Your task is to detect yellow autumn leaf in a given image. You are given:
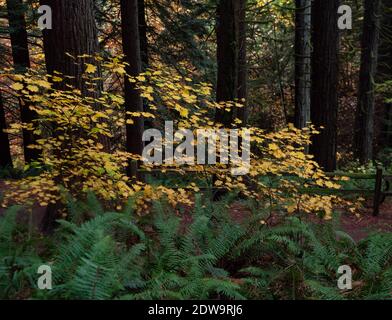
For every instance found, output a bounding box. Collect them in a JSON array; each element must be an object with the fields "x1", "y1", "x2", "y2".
[
  {"x1": 11, "y1": 83, "x2": 24, "y2": 91},
  {"x1": 325, "y1": 181, "x2": 340, "y2": 189},
  {"x1": 215, "y1": 180, "x2": 223, "y2": 187},
  {"x1": 272, "y1": 149, "x2": 285, "y2": 159},
  {"x1": 27, "y1": 85, "x2": 39, "y2": 92},
  {"x1": 179, "y1": 108, "x2": 189, "y2": 118},
  {"x1": 85, "y1": 63, "x2": 97, "y2": 74},
  {"x1": 36, "y1": 80, "x2": 52, "y2": 89},
  {"x1": 114, "y1": 66, "x2": 126, "y2": 75},
  {"x1": 287, "y1": 204, "x2": 297, "y2": 214},
  {"x1": 52, "y1": 76, "x2": 63, "y2": 82}
]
